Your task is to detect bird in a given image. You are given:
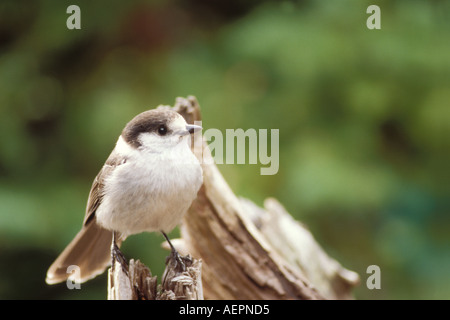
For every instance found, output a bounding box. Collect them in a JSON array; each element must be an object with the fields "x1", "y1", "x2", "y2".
[{"x1": 46, "y1": 107, "x2": 203, "y2": 284}]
